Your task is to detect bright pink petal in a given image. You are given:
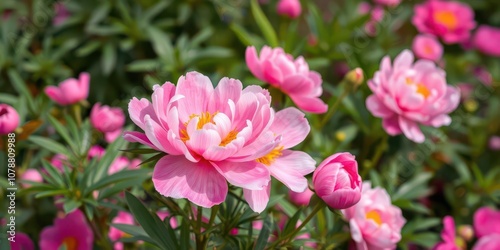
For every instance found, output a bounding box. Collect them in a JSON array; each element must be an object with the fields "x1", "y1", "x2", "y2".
[
  {"x1": 269, "y1": 107, "x2": 310, "y2": 148},
  {"x1": 45, "y1": 86, "x2": 66, "y2": 105},
  {"x1": 245, "y1": 46, "x2": 264, "y2": 80},
  {"x1": 366, "y1": 95, "x2": 394, "y2": 118},
  {"x1": 175, "y1": 72, "x2": 214, "y2": 122},
  {"x1": 382, "y1": 115, "x2": 402, "y2": 136},
  {"x1": 269, "y1": 150, "x2": 315, "y2": 192},
  {"x1": 243, "y1": 185, "x2": 271, "y2": 213},
  {"x1": 211, "y1": 161, "x2": 270, "y2": 190},
  {"x1": 123, "y1": 131, "x2": 159, "y2": 150},
  {"x1": 399, "y1": 116, "x2": 425, "y2": 143},
  {"x1": 289, "y1": 95, "x2": 328, "y2": 114}
]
